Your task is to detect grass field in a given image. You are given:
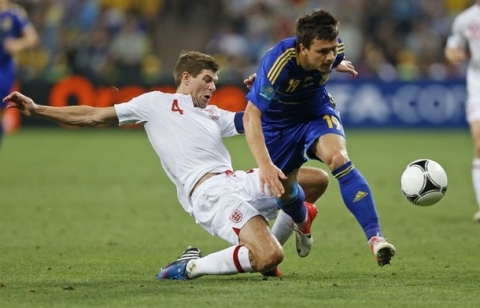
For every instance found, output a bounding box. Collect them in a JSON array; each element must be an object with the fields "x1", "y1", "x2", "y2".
[{"x1": 0, "y1": 128, "x2": 479, "y2": 308}]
